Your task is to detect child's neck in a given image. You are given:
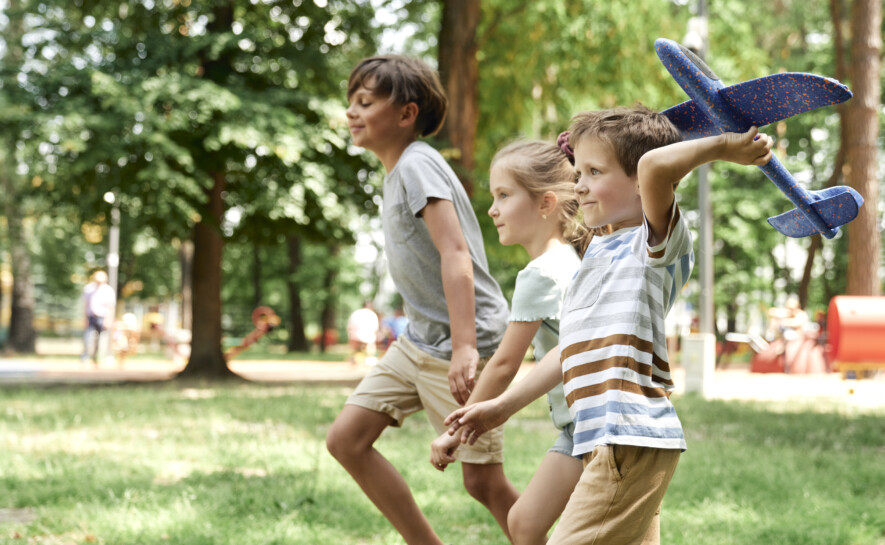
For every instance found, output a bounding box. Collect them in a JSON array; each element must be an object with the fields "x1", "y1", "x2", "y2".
[
  {"x1": 524, "y1": 235, "x2": 568, "y2": 261},
  {"x1": 378, "y1": 134, "x2": 418, "y2": 173}
]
